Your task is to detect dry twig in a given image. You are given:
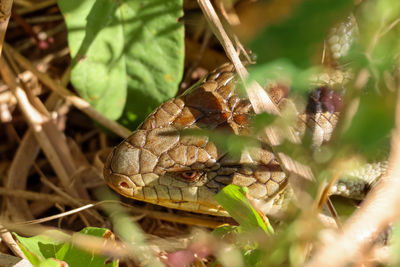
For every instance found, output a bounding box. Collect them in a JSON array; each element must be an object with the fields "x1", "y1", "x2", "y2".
[{"x1": 0, "y1": 223, "x2": 25, "y2": 259}]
